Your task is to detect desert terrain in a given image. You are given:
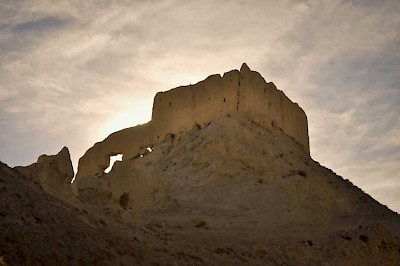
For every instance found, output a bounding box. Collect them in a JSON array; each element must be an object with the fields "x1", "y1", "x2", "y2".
[
  {"x1": 1, "y1": 112, "x2": 399, "y2": 265},
  {"x1": 1, "y1": 65, "x2": 399, "y2": 265}
]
